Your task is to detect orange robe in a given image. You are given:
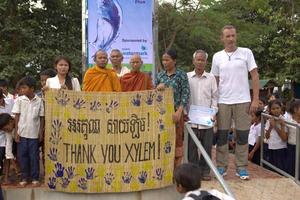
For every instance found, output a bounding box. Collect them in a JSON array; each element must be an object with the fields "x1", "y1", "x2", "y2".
[
  {"x1": 120, "y1": 71, "x2": 154, "y2": 92},
  {"x1": 83, "y1": 65, "x2": 121, "y2": 92}
]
